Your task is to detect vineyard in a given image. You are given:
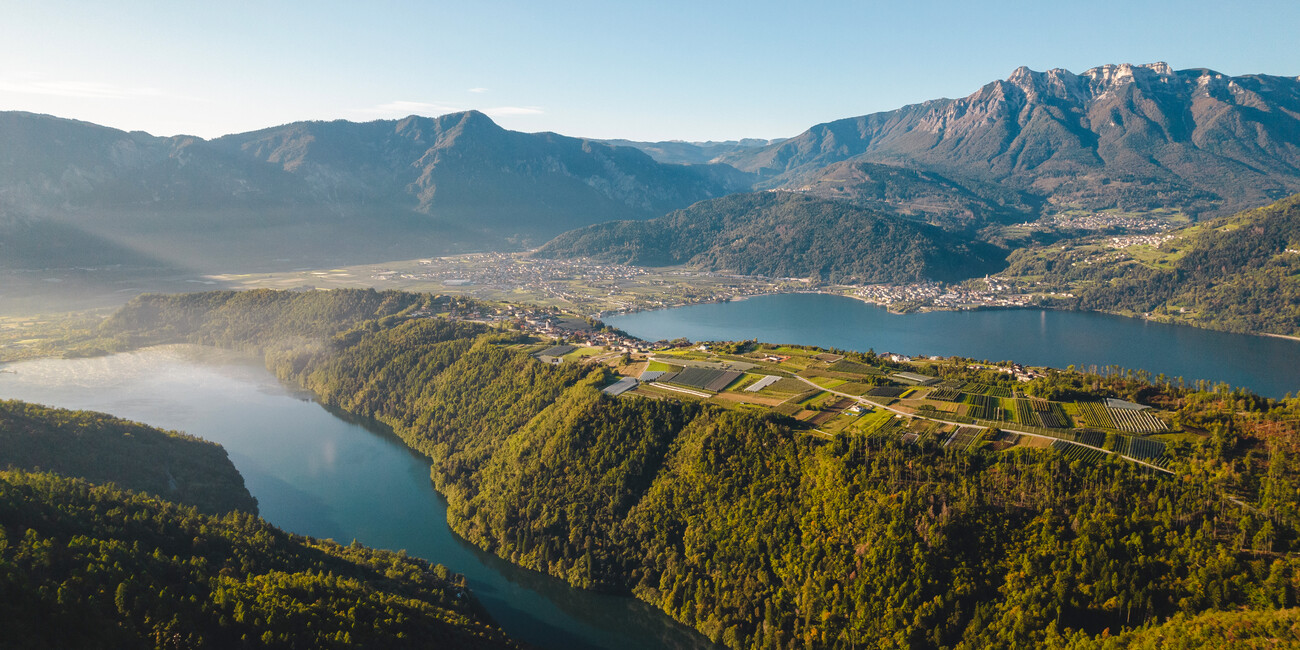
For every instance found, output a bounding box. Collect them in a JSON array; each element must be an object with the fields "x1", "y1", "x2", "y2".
[
  {"x1": 1051, "y1": 440, "x2": 1108, "y2": 463},
  {"x1": 943, "y1": 426, "x2": 985, "y2": 450},
  {"x1": 963, "y1": 393, "x2": 1005, "y2": 421},
  {"x1": 1074, "y1": 401, "x2": 1168, "y2": 432},
  {"x1": 1111, "y1": 434, "x2": 1169, "y2": 463},
  {"x1": 961, "y1": 382, "x2": 1013, "y2": 398},
  {"x1": 1108, "y1": 407, "x2": 1169, "y2": 432},
  {"x1": 926, "y1": 387, "x2": 963, "y2": 402},
  {"x1": 1074, "y1": 401, "x2": 1115, "y2": 428}
]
